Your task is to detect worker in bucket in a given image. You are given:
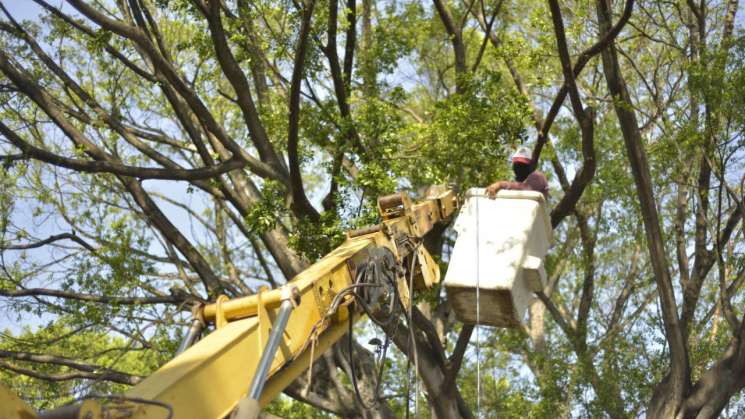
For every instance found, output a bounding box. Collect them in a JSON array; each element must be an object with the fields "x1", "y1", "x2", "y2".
[{"x1": 486, "y1": 146, "x2": 549, "y2": 199}]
